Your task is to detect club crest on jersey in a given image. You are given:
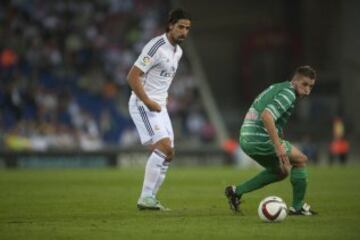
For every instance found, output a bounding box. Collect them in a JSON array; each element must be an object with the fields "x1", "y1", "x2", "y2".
[{"x1": 142, "y1": 56, "x2": 151, "y2": 65}]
